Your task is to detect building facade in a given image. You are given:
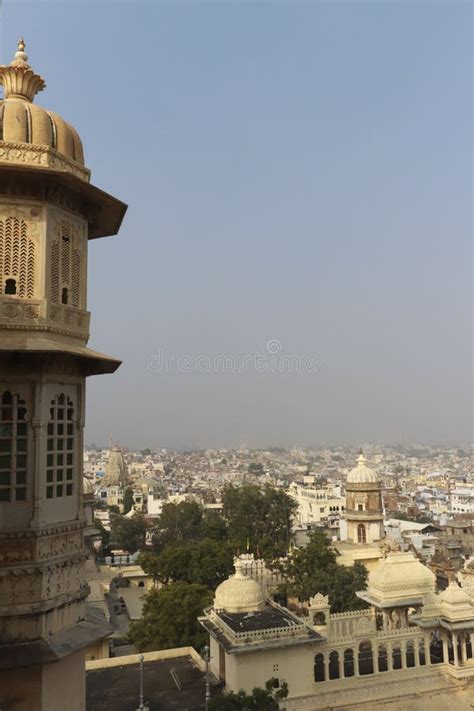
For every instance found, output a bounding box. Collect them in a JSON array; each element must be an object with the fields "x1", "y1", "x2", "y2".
[
  {"x1": 0, "y1": 40, "x2": 125, "y2": 710},
  {"x1": 200, "y1": 552, "x2": 474, "y2": 709},
  {"x1": 345, "y1": 452, "x2": 384, "y2": 544}
]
